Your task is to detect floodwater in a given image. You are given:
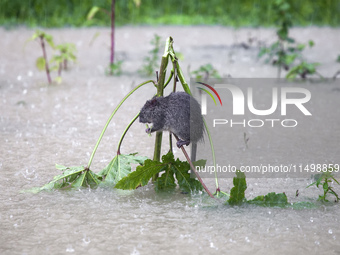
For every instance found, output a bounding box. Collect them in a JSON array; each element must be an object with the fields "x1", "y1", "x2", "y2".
[{"x1": 1, "y1": 26, "x2": 340, "y2": 254}]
